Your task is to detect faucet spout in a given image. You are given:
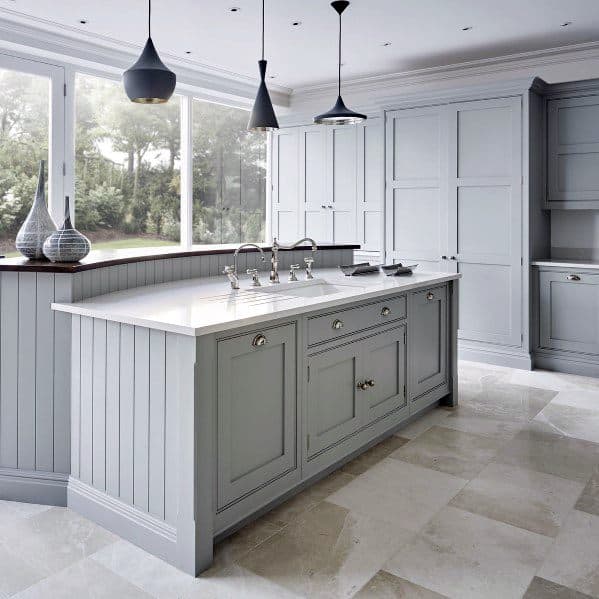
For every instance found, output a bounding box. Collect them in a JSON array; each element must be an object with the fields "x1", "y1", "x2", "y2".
[
  {"x1": 233, "y1": 243, "x2": 266, "y2": 280},
  {"x1": 269, "y1": 237, "x2": 318, "y2": 284}
]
